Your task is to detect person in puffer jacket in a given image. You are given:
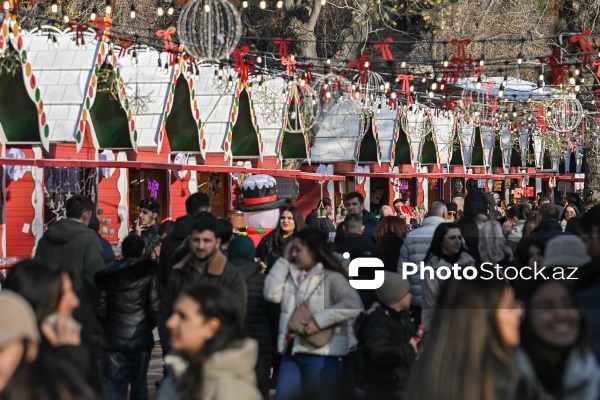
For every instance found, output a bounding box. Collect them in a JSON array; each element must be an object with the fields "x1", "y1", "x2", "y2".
[
  {"x1": 396, "y1": 200, "x2": 447, "y2": 326},
  {"x1": 264, "y1": 228, "x2": 363, "y2": 400},
  {"x1": 95, "y1": 233, "x2": 160, "y2": 400}
]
